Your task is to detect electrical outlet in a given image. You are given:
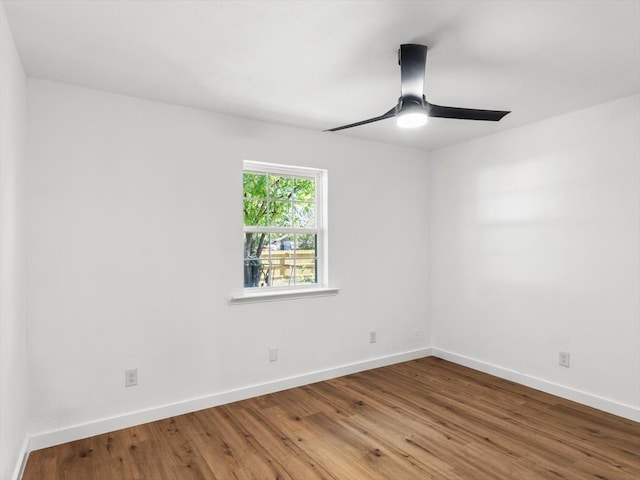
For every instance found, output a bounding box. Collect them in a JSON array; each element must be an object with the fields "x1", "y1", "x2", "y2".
[
  {"x1": 125, "y1": 368, "x2": 138, "y2": 387},
  {"x1": 413, "y1": 329, "x2": 421, "y2": 343},
  {"x1": 559, "y1": 352, "x2": 570, "y2": 368},
  {"x1": 269, "y1": 346, "x2": 278, "y2": 362},
  {"x1": 369, "y1": 331, "x2": 377, "y2": 344}
]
